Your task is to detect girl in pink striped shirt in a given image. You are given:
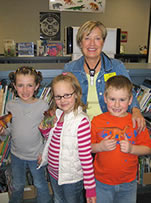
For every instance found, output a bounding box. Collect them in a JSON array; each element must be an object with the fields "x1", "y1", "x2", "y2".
[{"x1": 38, "y1": 72, "x2": 96, "y2": 203}]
